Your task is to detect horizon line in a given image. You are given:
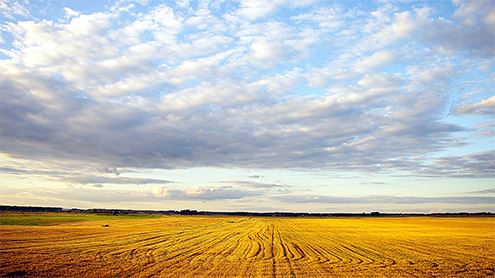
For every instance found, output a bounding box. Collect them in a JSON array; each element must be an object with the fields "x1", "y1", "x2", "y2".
[{"x1": 2, "y1": 204, "x2": 494, "y2": 216}]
